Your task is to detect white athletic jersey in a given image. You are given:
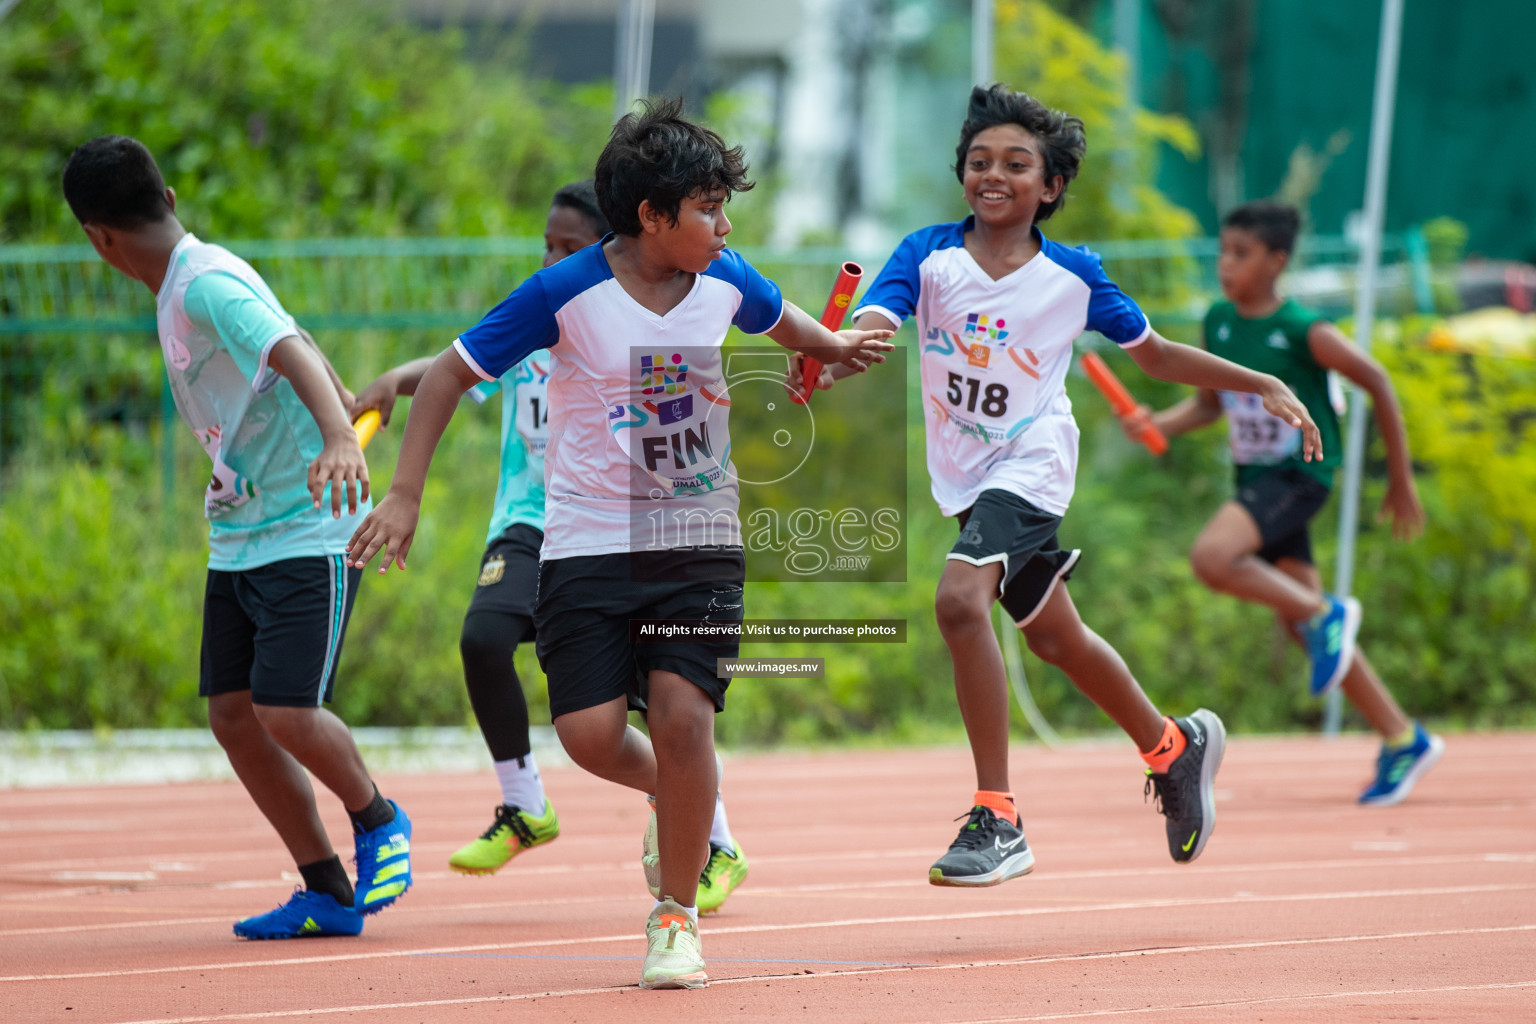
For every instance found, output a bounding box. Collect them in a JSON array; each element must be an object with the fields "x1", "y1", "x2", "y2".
[
  {"x1": 855, "y1": 219, "x2": 1150, "y2": 517},
  {"x1": 453, "y1": 242, "x2": 784, "y2": 560}
]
